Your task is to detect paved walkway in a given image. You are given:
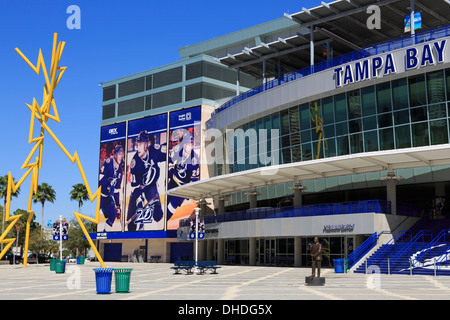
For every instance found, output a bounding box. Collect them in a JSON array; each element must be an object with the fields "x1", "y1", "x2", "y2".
[{"x1": 1, "y1": 262, "x2": 450, "y2": 300}]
